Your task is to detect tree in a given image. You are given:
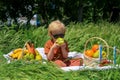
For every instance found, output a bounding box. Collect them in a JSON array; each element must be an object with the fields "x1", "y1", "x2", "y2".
[
  {"x1": 0, "y1": 0, "x2": 119, "y2": 24},
  {"x1": 0, "y1": 1, "x2": 7, "y2": 21}
]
